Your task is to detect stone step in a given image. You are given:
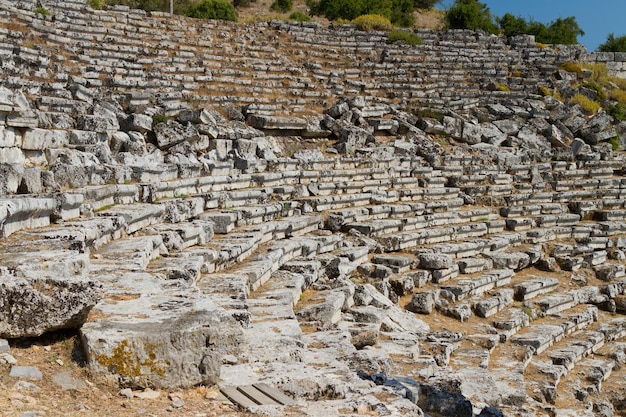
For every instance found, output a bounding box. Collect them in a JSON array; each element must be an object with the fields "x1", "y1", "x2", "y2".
[
  {"x1": 0, "y1": 193, "x2": 83, "y2": 237},
  {"x1": 510, "y1": 305, "x2": 598, "y2": 355}
]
